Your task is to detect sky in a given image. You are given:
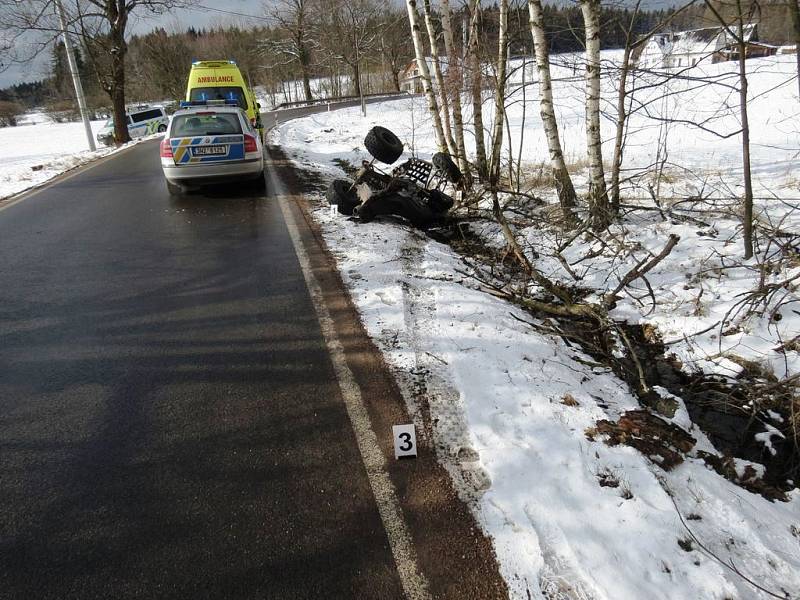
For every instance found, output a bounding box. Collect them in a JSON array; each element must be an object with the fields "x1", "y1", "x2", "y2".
[
  {"x1": 0, "y1": 0, "x2": 270, "y2": 88},
  {"x1": 0, "y1": 0, "x2": 678, "y2": 89}
]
